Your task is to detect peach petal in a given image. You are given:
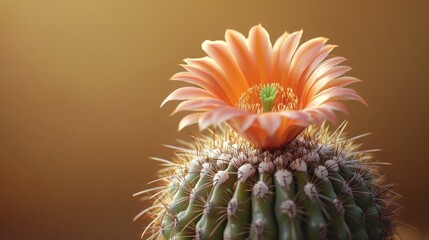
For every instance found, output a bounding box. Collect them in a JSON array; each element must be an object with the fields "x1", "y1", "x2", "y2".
[
  {"x1": 257, "y1": 113, "x2": 282, "y2": 136},
  {"x1": 278, "y1": 30, "x2": 303, "y2": 87},
  {"x1": 225, "y1": 29, "x2": 258, "y2": 86},
  {"x1": 173, "y1": 99, "x2": 226, "y2": 114},
  {"x1": 289, "y1": 37, "x2": 328, "y2": 90},
  {"x1": 248, "y1": 25, "x2": 272, "y2": 84},
  {"x1": 271, "y1": 31, "x2": 289, "y2": 83},
  {"x1": 198, "y1": 111, "x2": 215, "y2": 130},
  {"x1": 303, "y1": 57, "x2": 347, "y2": 96},
  {"x1": 183, "y1": 58, "x2": 236, "y2": 104},
  {"x1": 234, "y1": 115, "x2": 258, "y2": 132},
  {"x1": 179, "y1": 113, "x2": 203, "y2": 131},
  {"x1": 278, "y1": 110, "x2": 313, "y2": 125},
  {"x1": 170, "y1": 72, "x2": 227, "y2": 102},
  {"x1": 308, "y1": 88, "x2": 366, "y2": 108},
  {"x1": 322, "y1": 76, "x2": 361, "y2": 90},
  {"x1": 302, "y1": 61, "x2": 350, "y2": 105},
  {"x1": 296, "y1": 44, "x2": 337, "y2": 98},
  {"x1": 161, "y1": 87, "x2": 215, "y2": 107},
  {"x1": 312, "y1": 66, "x2": 352, "y2": 90},
  {"x1": 215, "y1": 108, "x2": 248, "y2": 124},
  {"x1": 202, "y1": 40, "x2": 249, "y2": 94}
]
